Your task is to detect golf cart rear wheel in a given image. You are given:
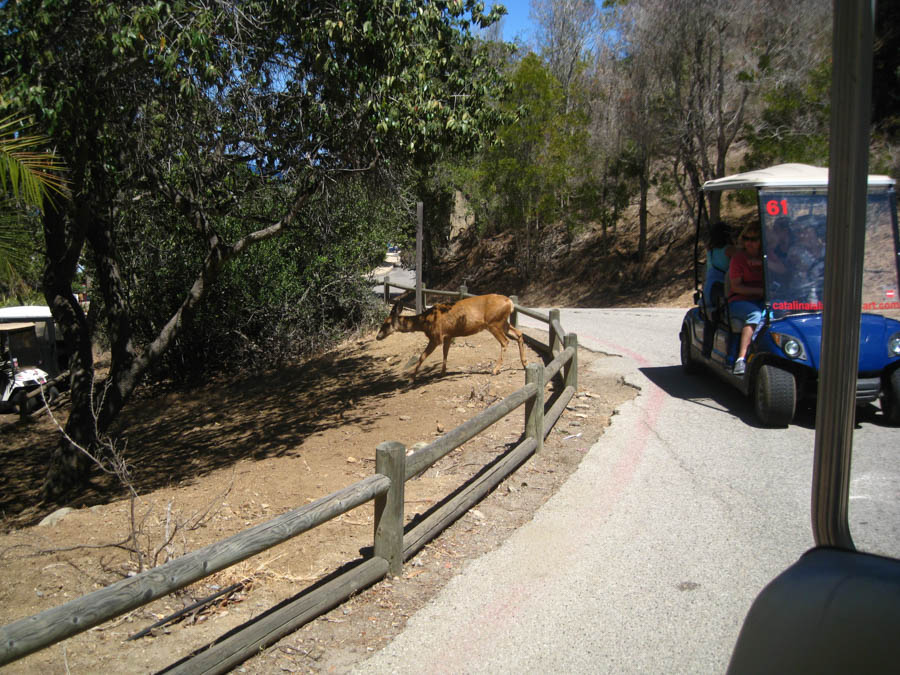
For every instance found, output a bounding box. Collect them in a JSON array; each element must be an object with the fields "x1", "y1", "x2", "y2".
[
  {"x1": 754, "y1": 364, "x2": 796, "y2": 427},
  {"x1": 882, "y1": 368, "x2": 900, "y2": 426},
  {"x1": 680, "y1": 326, "x2": 699, "y2": 375}
]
